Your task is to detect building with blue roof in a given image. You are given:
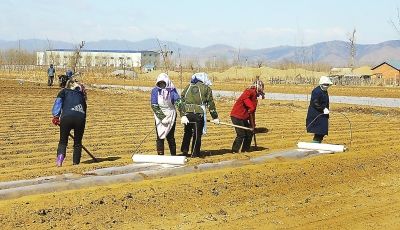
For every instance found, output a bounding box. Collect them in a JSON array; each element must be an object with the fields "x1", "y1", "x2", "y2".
[{"x1": 36, "y1": 49, "x2": 159, "y2": 70}]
